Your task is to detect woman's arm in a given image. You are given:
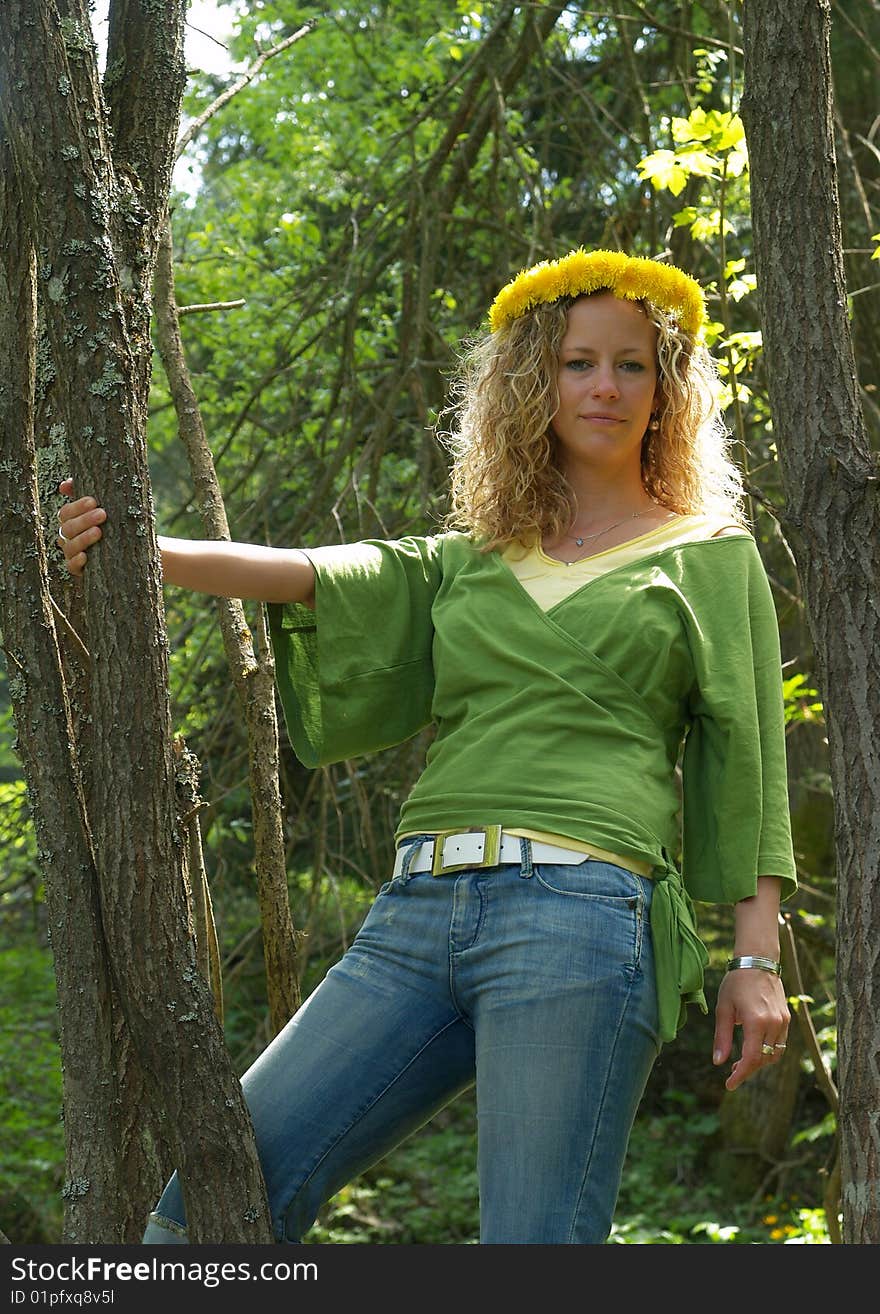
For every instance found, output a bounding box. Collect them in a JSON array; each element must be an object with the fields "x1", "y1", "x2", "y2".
[
  {"x1": 732, "y1": 874, "x2": 782, "y2": 959},
  {"x1": 57, "y1": 480, "x2": 315, "y2": 608},
  {"x1": 157, "y1": 537, "x2": 315, "y2": 606},
  {"x1": 712, "y1": 875, "x2": 789, "y2": 1091}
]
